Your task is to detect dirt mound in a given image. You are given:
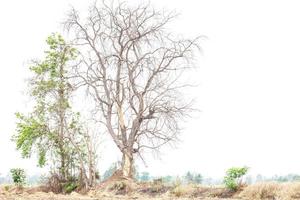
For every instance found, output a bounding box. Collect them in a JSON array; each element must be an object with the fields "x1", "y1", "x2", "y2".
[
  {"x1": 88, "y1": 170, "x2": 138, "y2": 198},
  {"x1": 25, "y1": 185, "x2": 50, "y2": 194}
]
